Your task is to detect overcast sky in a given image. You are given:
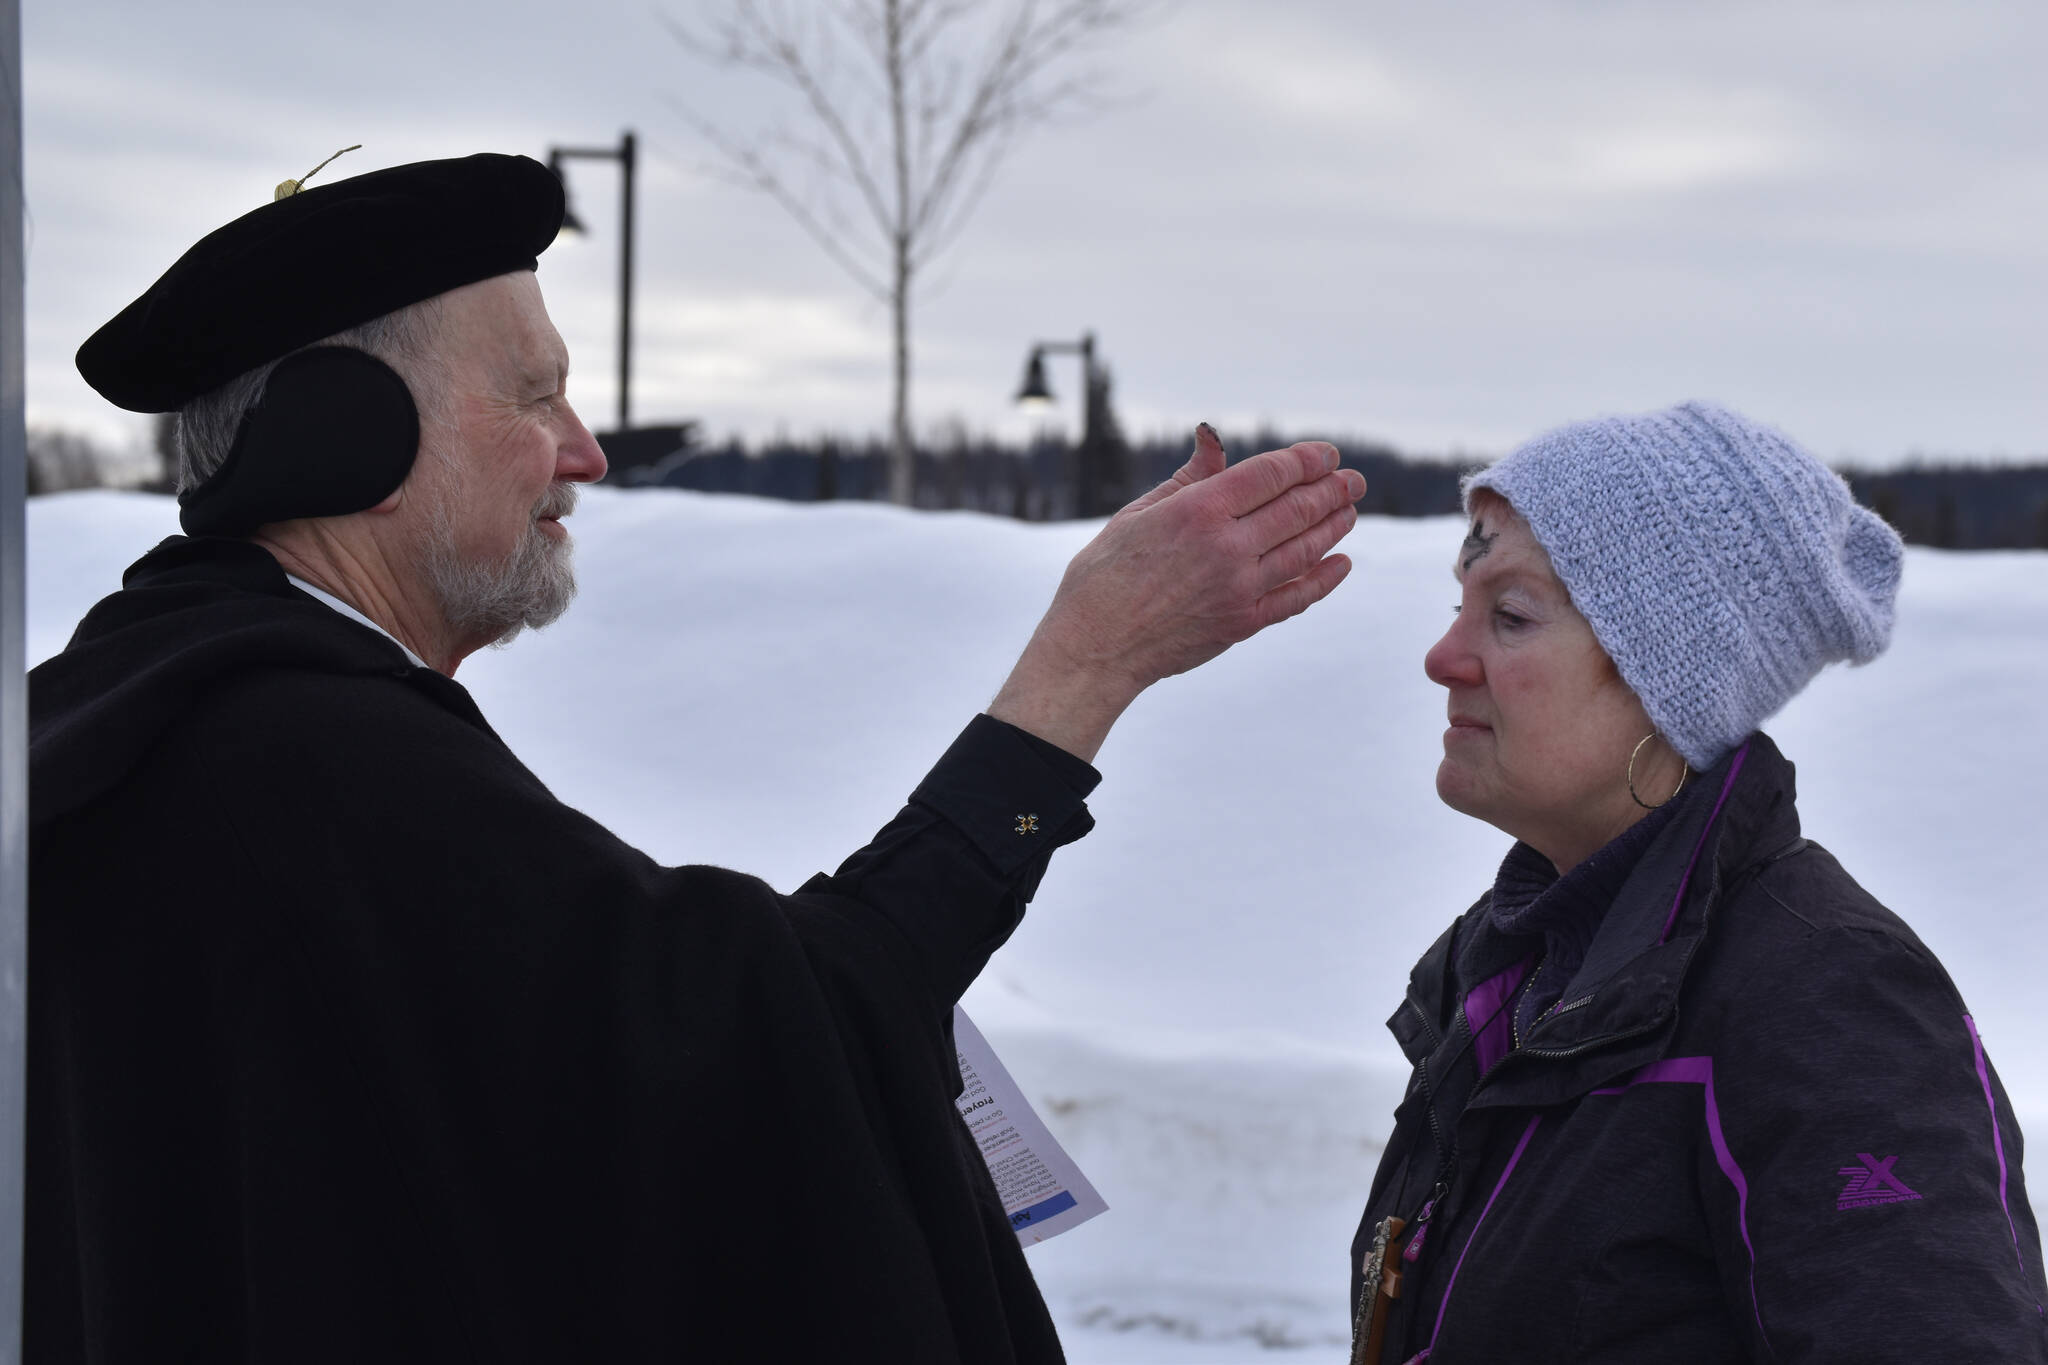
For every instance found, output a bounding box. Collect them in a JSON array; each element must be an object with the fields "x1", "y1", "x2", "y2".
[{"x1": 22, "y1": 0, "x2": 2048, "y2": 468}]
